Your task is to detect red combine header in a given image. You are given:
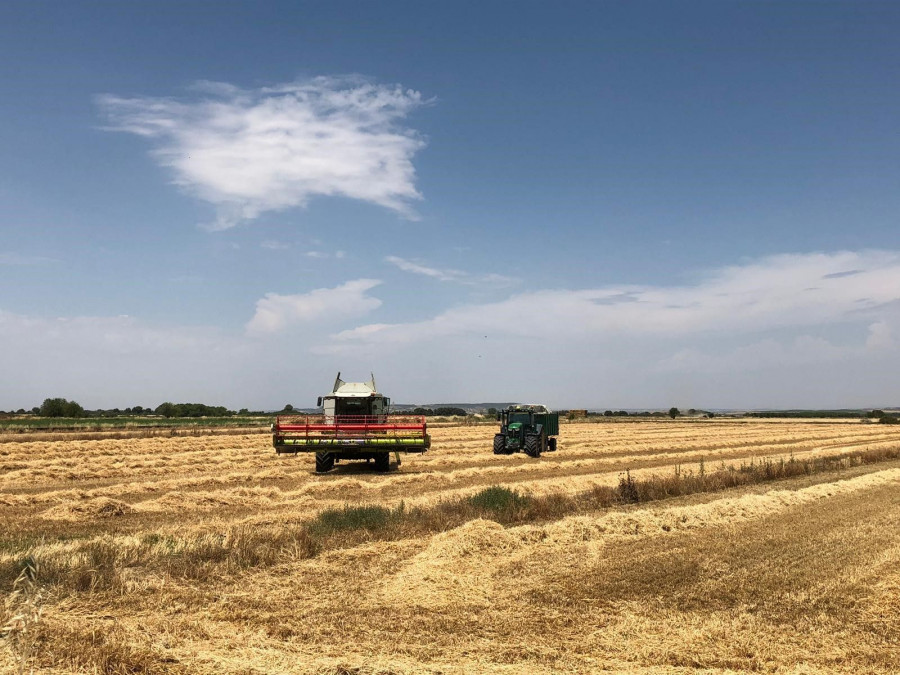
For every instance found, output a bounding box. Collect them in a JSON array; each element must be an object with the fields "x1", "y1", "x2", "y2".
[{"x1": 272, "y1": 373, "x2": 431, "y2": 472}]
